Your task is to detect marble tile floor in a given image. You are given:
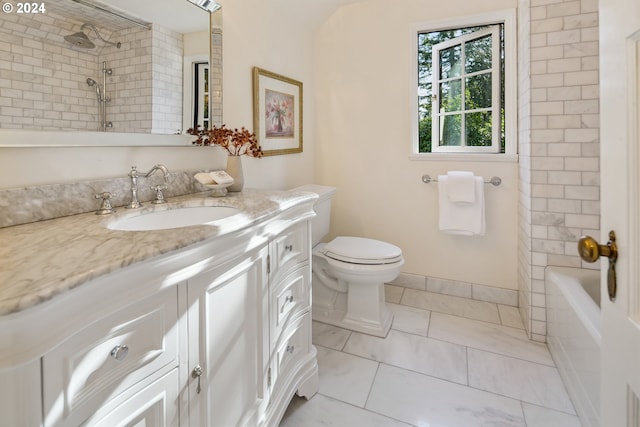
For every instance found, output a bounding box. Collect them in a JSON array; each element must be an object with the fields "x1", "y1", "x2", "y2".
[{"x1": 280, "y1": 284, "x2": 583, "y2": 427}]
